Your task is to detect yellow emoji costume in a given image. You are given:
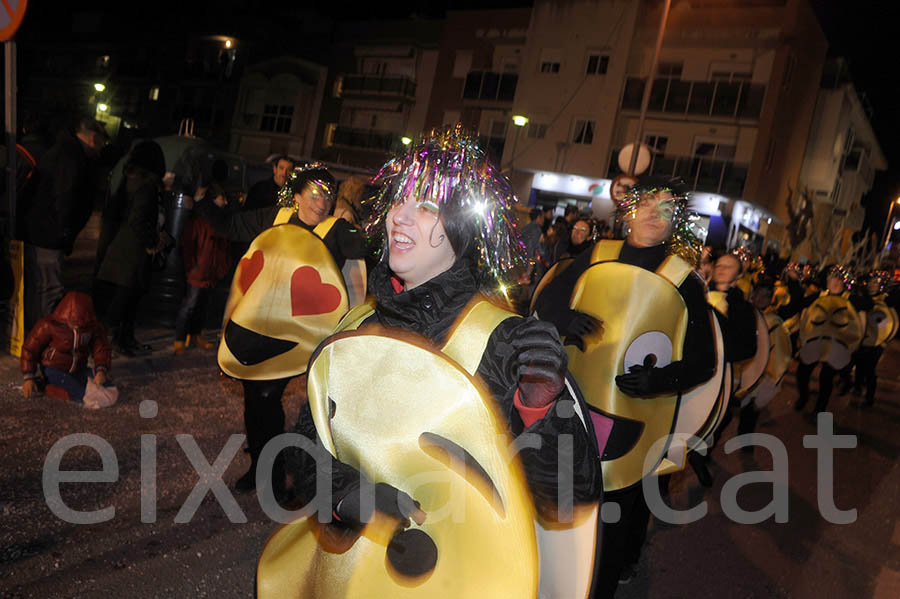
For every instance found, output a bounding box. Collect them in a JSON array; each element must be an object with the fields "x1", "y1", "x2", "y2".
[{"x1": 798, "y1": 293, "x2": 864, "y2": 369}]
